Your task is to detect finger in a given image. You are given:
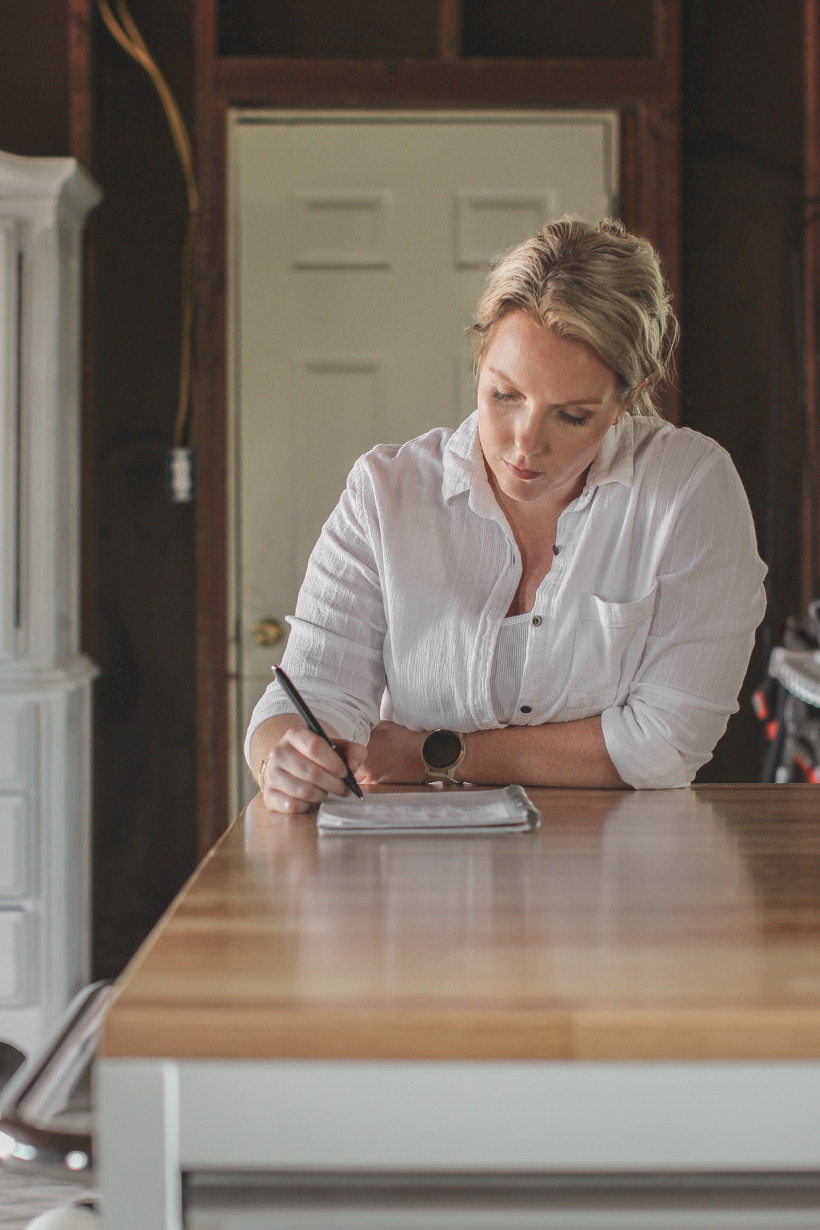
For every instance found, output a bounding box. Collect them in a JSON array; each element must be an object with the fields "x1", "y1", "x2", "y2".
[
  {"x1": 336, "y1": 741, "x2": 368, "y2": 777},
  {"x1": 343, "y1": 742, "x2": 368, "y2": 771},
  {"x1": 262, "y1": 787, "x2": 315, "y2": 815},
  {"x1": 267, "y1": 764, "x2": 332, "y2": 805},
  {"x1": 276, "y1": 745, "x2": 350, "y2": 797},
  {"x1": 287, "y1": 727, "x2": 349, "y2": 776}
]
